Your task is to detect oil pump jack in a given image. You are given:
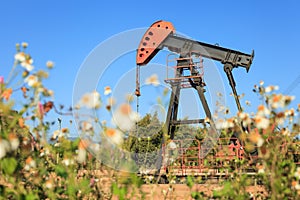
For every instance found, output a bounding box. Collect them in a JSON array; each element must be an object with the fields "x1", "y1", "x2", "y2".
[{"x1": 135, "y1": 20, "x2": 254, "y2": 142}]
